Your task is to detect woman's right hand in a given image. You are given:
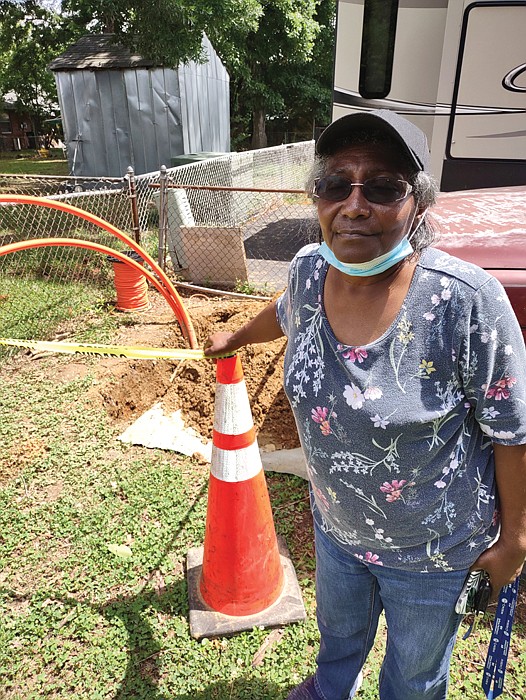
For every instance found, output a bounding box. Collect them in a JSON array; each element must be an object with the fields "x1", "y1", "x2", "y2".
[
  {"x1": 203, "y1": 300, "x2": 284, "y2": 358},
  {"x1": 203, "y1": 331, "x2": 239, "y2": 358}
]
